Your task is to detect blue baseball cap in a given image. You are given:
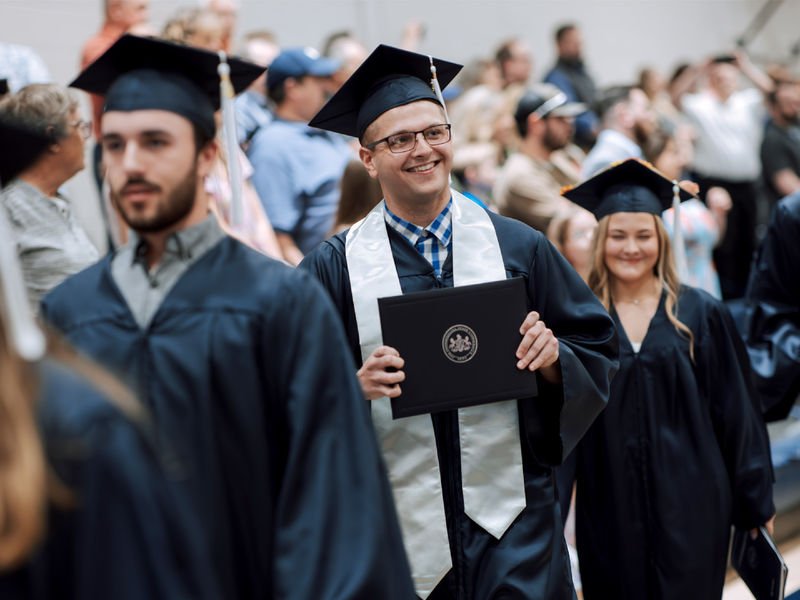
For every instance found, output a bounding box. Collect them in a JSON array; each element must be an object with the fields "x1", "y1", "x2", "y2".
[{"x1": 267, "y1": 47, "x2": 340, "y2": 90}]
